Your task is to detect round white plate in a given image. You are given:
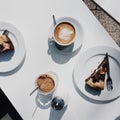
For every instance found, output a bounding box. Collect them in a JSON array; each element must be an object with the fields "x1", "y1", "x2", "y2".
[
  {"x1": 73, "y1": 46, "x2": 120, "y2": 101},
  {"x1": 0, "y1": 22, "x2": 26, "y2": 72},
  {"x1": 48, "y1": 17, "x2": 83, "y2": 54}
]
